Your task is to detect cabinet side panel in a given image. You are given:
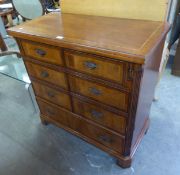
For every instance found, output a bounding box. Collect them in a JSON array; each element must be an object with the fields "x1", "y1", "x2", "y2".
[{"x1": 131, "y1": 36, "x2": 166, "y2": 152}]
